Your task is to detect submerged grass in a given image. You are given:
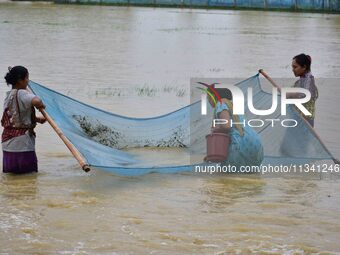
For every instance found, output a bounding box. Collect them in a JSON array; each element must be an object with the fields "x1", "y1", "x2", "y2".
[
  {"x1": 94, "y1": 87, "x2": 123, "y2": 97},
  {"x1": 136, "y1": 85, "x2": 187, "y2": 97},
  {"x1": 91, "y1": 85, "x2": 187, "y2": 98}
]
